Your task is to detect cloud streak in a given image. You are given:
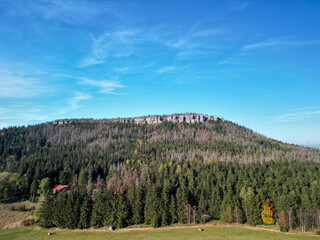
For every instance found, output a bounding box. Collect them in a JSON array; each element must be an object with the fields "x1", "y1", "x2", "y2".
[
  {"x1": 274, "y1": 107, "x2": 320, "y2": 122},
  {"x1": 241, "y1": 38, "x2": 320, "y2": 51},
  {"x1": 79, "y1": 25, "x2": 227, "y2": 67},
  {"x1": 4, "y1": 0, "x2": 118, "y2": 25},
  {"x1": 78, "y1": 29, "x2": 141, "y2": 68},
  {"x1": 156, "y1": 66, "x2": 175, "y2": 74},
  {"x1": 79, "y1": 78, "x2": 124, "y2": 94},
  {"x1": 69, "y1": 92, "x2": 91, "y2": 108},
  {"x1": 0, "y1": 60, "x2": 48, "y2": 98}
]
